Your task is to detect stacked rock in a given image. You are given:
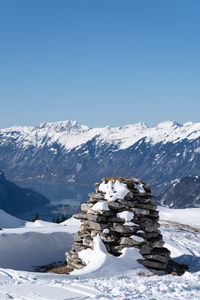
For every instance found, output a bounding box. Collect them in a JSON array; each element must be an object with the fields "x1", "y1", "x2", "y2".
[{"x1": 66, "y1": 177, "x2": 186, "y2": 274}]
